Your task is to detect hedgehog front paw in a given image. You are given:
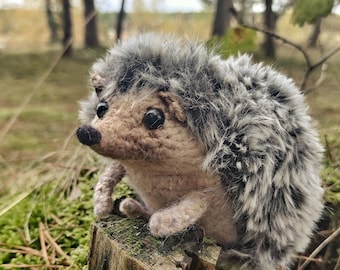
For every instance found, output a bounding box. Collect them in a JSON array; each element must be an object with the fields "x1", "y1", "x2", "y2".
[
  {"x1": 149, "y1": 192, "x2": 208, "y2": 237},
  {"x1": 149, "y1": 212, "x2": 188, "y2": 237},
  {"x1": 119, "y1": 198, "x2": 150, "y2": 219}
]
